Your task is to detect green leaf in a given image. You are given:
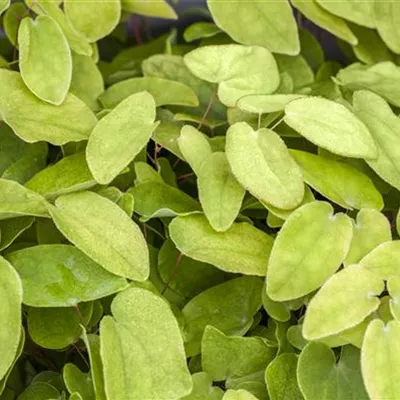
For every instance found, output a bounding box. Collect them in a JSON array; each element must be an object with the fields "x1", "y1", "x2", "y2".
[
  {"x1": 25, "y1": 152, "x2": 96, "y2": 199},
  {"x1": 337, "y1": 62, "x2": 400, "y2": 107},
  {"x1": 184, "y1": 22, "x2": 221, "y2": 42},
  {"x1": 374, "y1": 1, "x2": 400, "y2": 54},
  {"x1": 265, "y1": 354, "x2": 303, "y2": 400},
  {"x1": 361, "y1": 319, "x2": 400, "y2": 399},
  {"x1": 17, "y1": 382, "x2": 60, "y2": 400},
  {"x1": 27, "y1": 304, "x2": 92, "y2": 349},
  {"x1": 302, "y1": 264, "x2": 383, "y2": 340},
  {"x1": 64, "y1": 0, "x2": 120, "y2": 42},
  {"x1": 7, "y1": 244, "x2": 128, "y2": 307},
  {"x1": 100, "y1": 287, "x2": 192, "y2": 400},
  {"x1": 70, "y1": 53, "x2": 104, "y2": 111},
  {"x1": 99, "y1": 77, "x2": 199, "y2": 109},
  {"x1": 198, "y1": 152, "x2": 245, "y2": 232},
  {"x1": 275, "y1": 55, "x2": 315, "y2": 90},
  {"x1": 266, "y1": 201, "x2": 352, "y2": 301},
  {"x1": 202, "y1": 326, "x2": 276, "y2": 381},
  {"x1": 121, "y1": 0, "x2": 177, "y2": 19},
  {"x1": 182, "y1": 276, "x2": 263, "y2": 356},
  {"x1": 353, "y1": 90, "x2": 400, "y2": 191},
  {"x1": 359, "y1": 241, "x2": 400, "y2": 279},
  {"x1": 3, "y1": 2, "x2": 27, "y2": 47},
  {"x1": 0, "y1": 0, "x2": 9, "y2": 15},
  {"x1": 130, "y1": 181, "x2": 200, "y2": 221},
  {"x1": 291, "y1": 0, "x2": 357, "y2": 45},
  {"x1": 86, "y1": 91, "x2": 158, "y2": 184},
  {"x1": 49, "y1": 191, "x2": 149, "y2": 281},
  {"x1": 0, "y1": 70, "x2": 97, "y2": 145},
  {"x1": 18, "y1": 15, "x2": 72, "y2": 105},
  {"x1": 315, "y1": 0, "x2": 374, "y2": 28},
  {"x1": 262, "y1": 288, "x2": 291, "y2": 322},
  {"x1": 345, "y1": 209, "x2": 391, "y2": 266},
  {"x1": 63, "y1": 363, "x2": 95, "y2": 400},
  {"x1": 184, "y1": 45, "x2": 280, "y2": 107},
  {"x1": 226, "y1": 123, "x2": 304, "y2": 210},
  {"x1": 180, "y1": 372, "x2": 224, "y2": 400},
  {"x1": 298, "y1": 343, "x2": 368, "y2": 400},
  {"x1": 284, "y1": 97, "x2": 377, "y2": 159},
  {"x1": 237, "y1": 94, "x2": 306, "y2": 114},
  {"x1": 290, "y1": 150, "x2": 384, "y2": 210},
  {"x1": 207, "y1": 0, "x2": 299, "y2": 55},
  {"x1": 0, "y1": 179, "x2": 49, "y2": 220},
  {"x1": 222, "y1": 389, "x2": 259, "y2": 400},
  {"x1": 169, "y1": 214, "x2": 274, "y2": 276},
  {"x1": 0, "y1": 217, "x2": 34, "y2": 251},
  {"x1": 0, "y1": 257, "x2": 22, "y2": 381}
]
